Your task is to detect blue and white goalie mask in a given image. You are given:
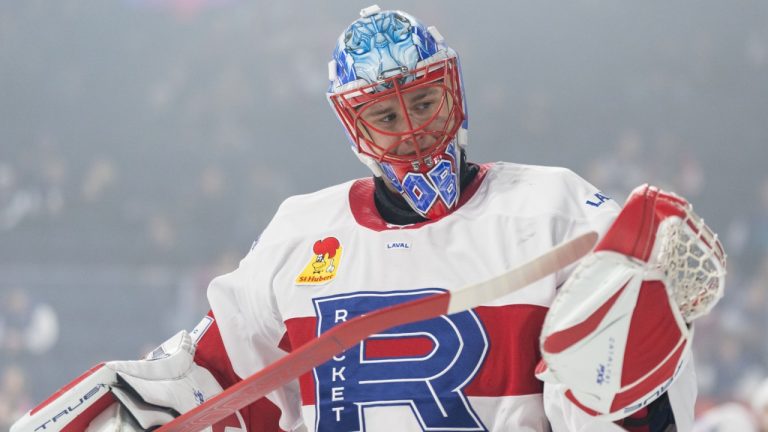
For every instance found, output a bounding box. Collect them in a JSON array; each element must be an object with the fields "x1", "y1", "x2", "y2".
[{"x1": 327, "y1": 5, "x2": 469, "y2": 220}]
